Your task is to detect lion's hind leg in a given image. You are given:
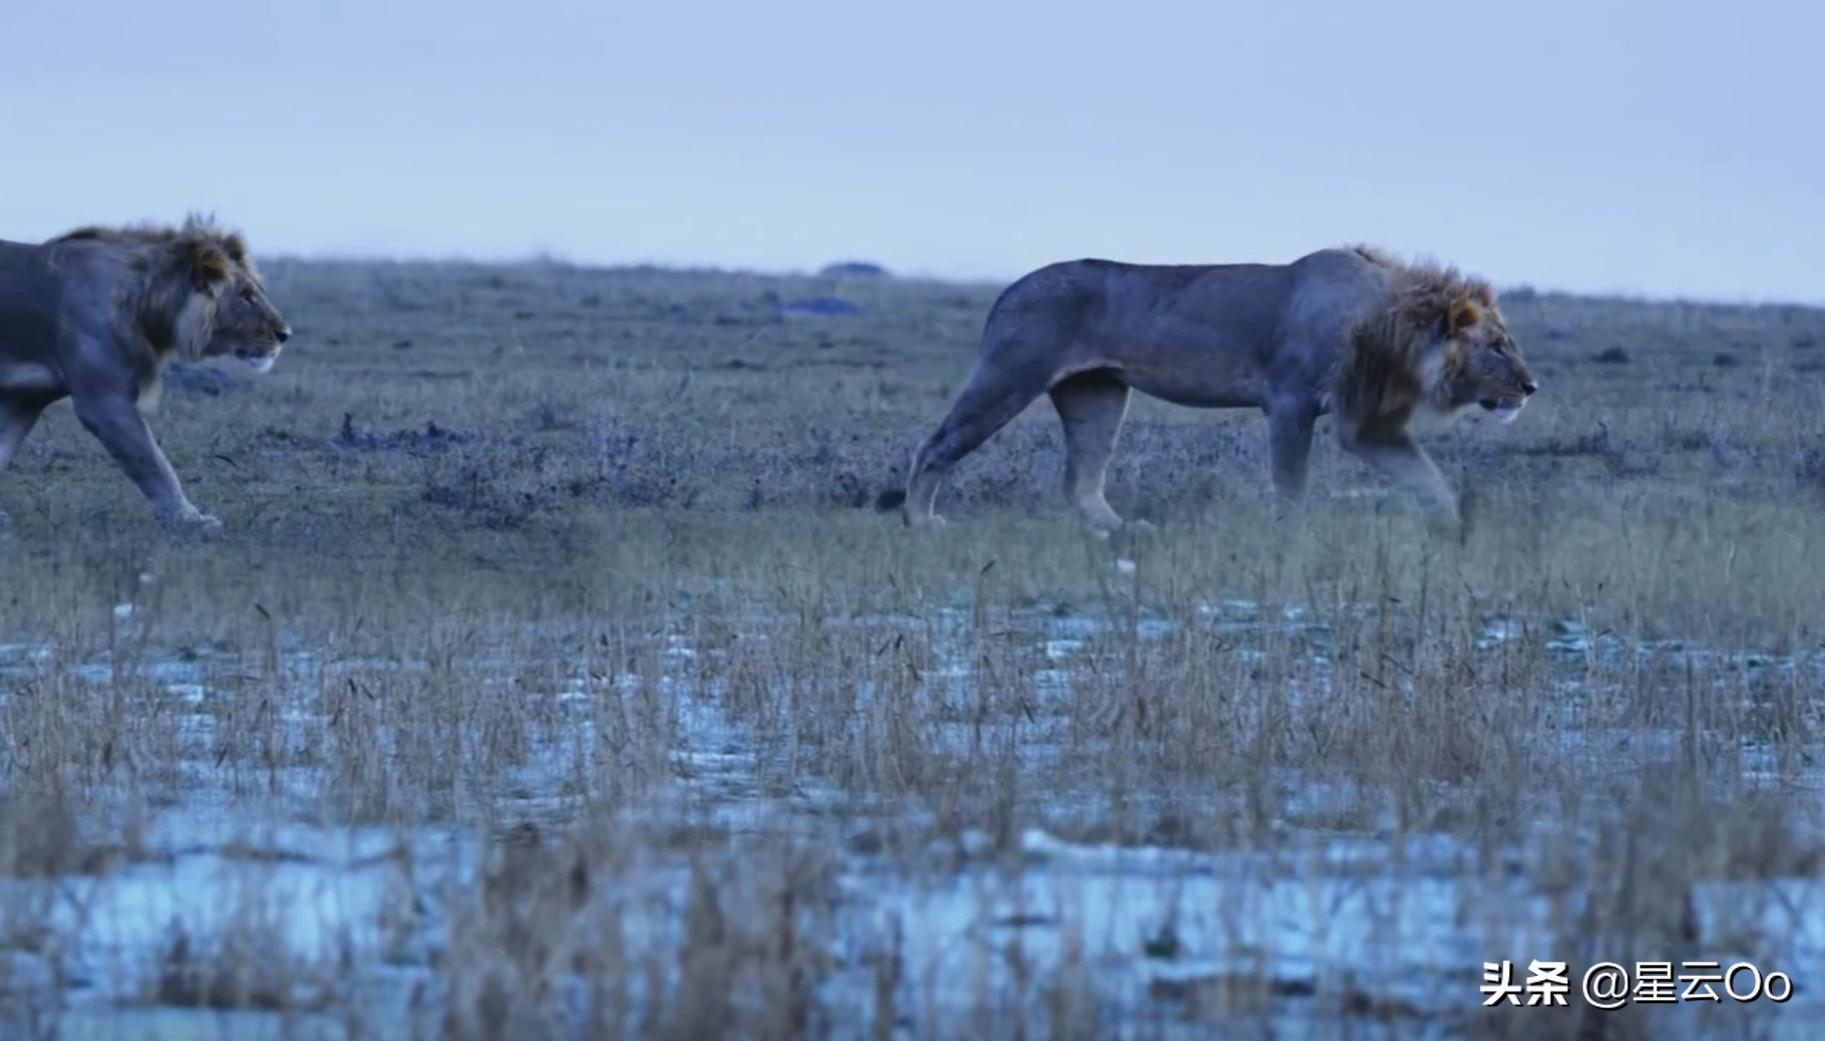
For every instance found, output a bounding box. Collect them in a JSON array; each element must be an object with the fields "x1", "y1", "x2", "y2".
[
  {"x1": 1049, "y1": 371, "x2": 1133, "y2": 533},
  {"x1": 0, "y1": 400, "x2": 46, "y2": 474},
  {"x1": 904, "y1": 361, "x2": 1051, "y2": 527}
]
